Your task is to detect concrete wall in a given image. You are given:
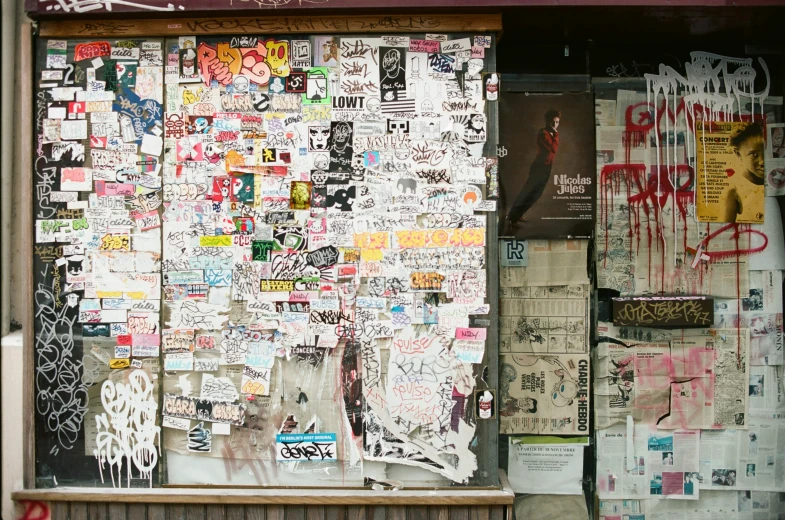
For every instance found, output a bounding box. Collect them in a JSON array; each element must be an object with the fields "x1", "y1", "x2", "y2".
[
  {"x1": 2, "y1": 332, "x2": 25, "y2": 520},
  {"x1": 2, "y1": 0, "x2": 32, "y2": 516}
]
